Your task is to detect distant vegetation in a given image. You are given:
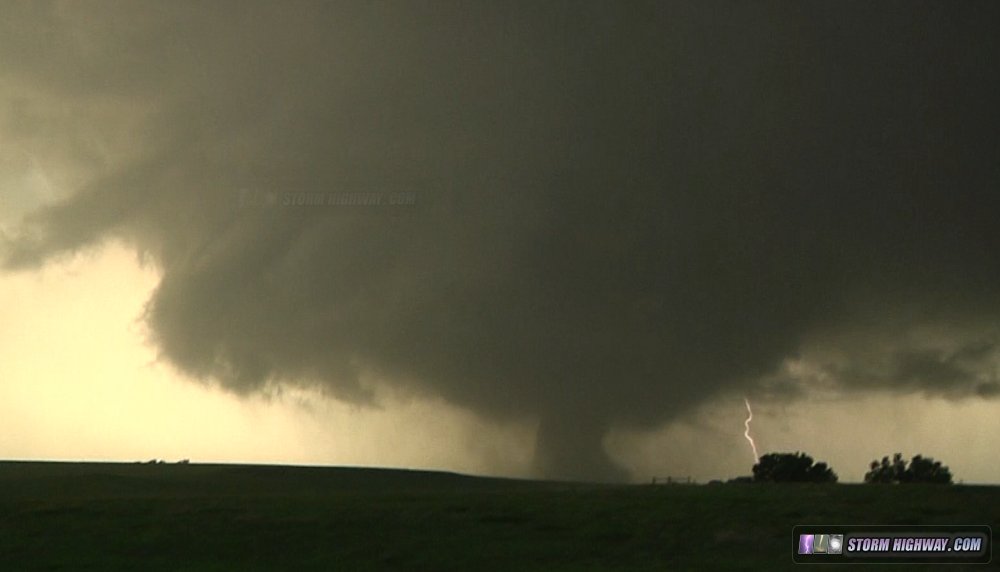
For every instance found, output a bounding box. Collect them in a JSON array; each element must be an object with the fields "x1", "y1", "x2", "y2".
[
  {"x1": 752, "y1": 452, "x2": 838, "y2": 483},
  {"x1": 733, "y1": 451, "x2": 954, "y2": 485},
  {"x1": 864, "y1": 453, "x2": 953, "y2": 484}
]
